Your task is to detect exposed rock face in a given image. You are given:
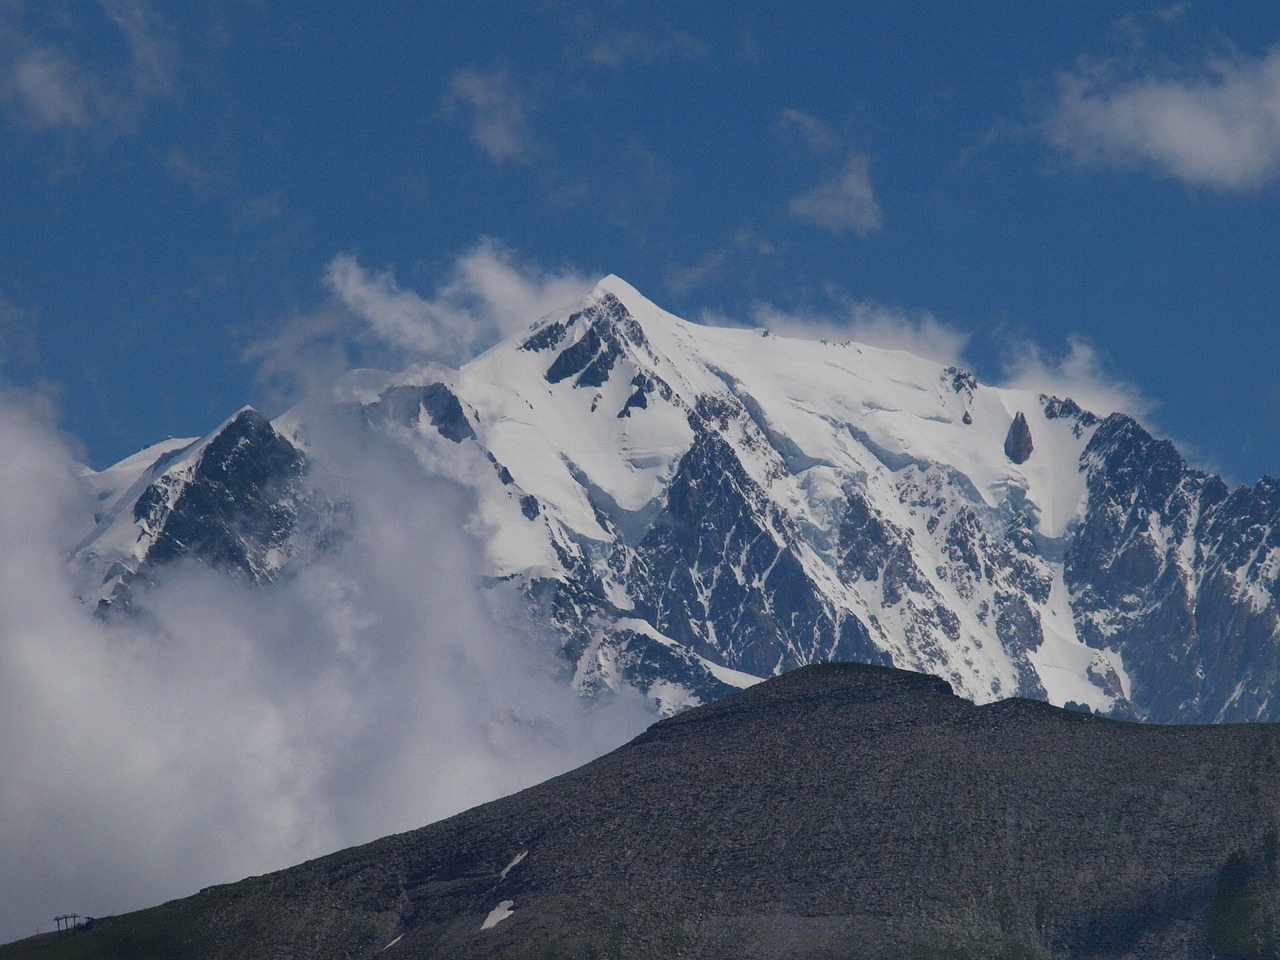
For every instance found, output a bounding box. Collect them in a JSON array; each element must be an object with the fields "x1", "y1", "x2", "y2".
[
  {"x1": 1004, "y1": 411, "x2": 1034, "y2": 463},
  {"x1": 80, "y1": 409, "x2": 334, "y2": 614},
  {"x1": 32, "y1": 664, "x2": 1280, "y2": 960},
  {"x1": 630, "y1": 427, "x2": 882, "y2": 677},
  {"x1": 1067, "y1": 414, "x2": 1280, "y2": 722},
  {"x1": 136, "y1": 410, "x2": 307, "y2": 574},
  {"x1": 362, "y1": 383, "x2": 476, "y2": 442}
]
